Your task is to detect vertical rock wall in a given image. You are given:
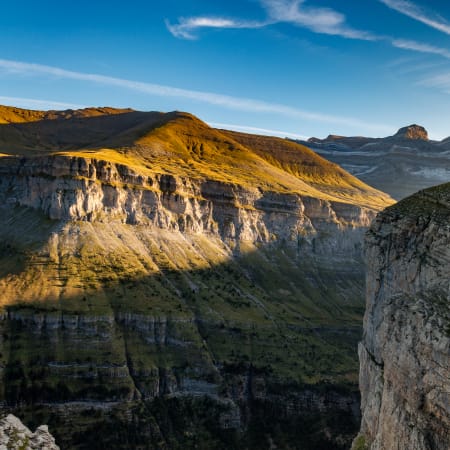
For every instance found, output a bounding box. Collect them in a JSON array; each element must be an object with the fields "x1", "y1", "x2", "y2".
[{"x1": 357, "y1": 186, "x2": 450, "y2": 449}]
